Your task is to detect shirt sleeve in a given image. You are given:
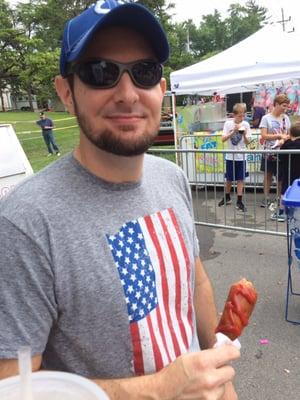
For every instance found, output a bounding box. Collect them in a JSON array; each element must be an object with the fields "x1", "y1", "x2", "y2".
[
  {"x1": 0, "y1": 216, "x2": 57, "y2": 359},
  {"x1": 259, "y1": 115, "x2": 268, "y2": 129}
]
